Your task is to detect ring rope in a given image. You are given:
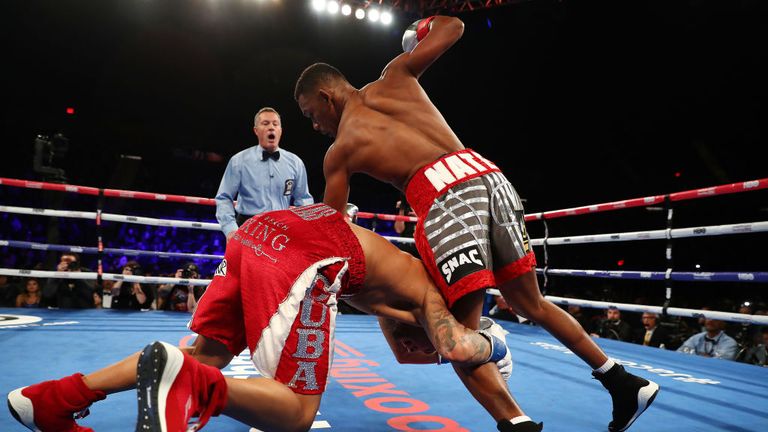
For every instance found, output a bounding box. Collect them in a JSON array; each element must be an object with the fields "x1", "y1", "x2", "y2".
[
  {"x1": 4, "y1": 204, "x2": 763, "y2": 244},
  {"x1": 0, "y1": 205, "x2": 220, "y2": 231},
  {"x1": 3, "y1": 176, "x2": 765, "y2": 224},
  {"x1": 358, "y1": 211, "x2": 418, "y2": 223},
  {"x1": 534, "y1": 268, "x2": 768, "y2": 283},
  {"x1": 486, "y1": 289, "x2": 768, "y2": 326},
  {"x1": 0, "y1": 177, "x2": 215, "y2": 205},
  {"x1": 381, "y1": 235, "x2": 415, "y2": 244},
  {"x1": 525, "y1": 178, "x2": 768, "y2": 221},
  {"x1": 4, "y1": 264, "x2": 765, "y2": 325},
  {"x1": 356, "y1": 178, "x2": 767, "y2": 222},
  {"x1": 0, "y1": 239, "x2": 224, "y2": 260},
  {"x1": 527, "y1": 221, "x2": 768, "y2": 246},
  {"x1": 0, "y1": 268, "x2": 211, "y2": 287}
]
